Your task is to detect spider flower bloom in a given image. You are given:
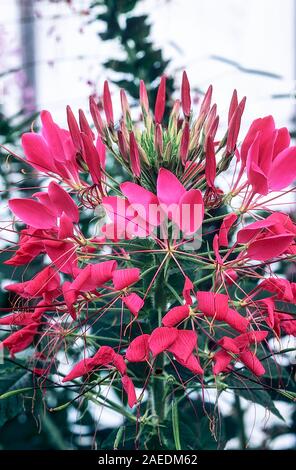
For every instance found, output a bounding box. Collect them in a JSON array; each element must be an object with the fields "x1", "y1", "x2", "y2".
[
  {"x1": 237, "y1": 213, "x2": 295, "y2": 261},
  {"x1": 9, "y1": 181, "x2": 79, "y2": 229},
  {"x1": 196, "y1": 291, "x2": 249, "y2": 332},
  {"x1": 22, "y1": 110, "x2": 80, "y2": 186},
  {"x1": 5, "y1": 266, "x2": 60, "y2": 301},
  {"x1": 0, "y1": 323, "x2": 40, "y2": 357},
  {"x1": 63, "y1": 346, "x2": 137, "y2": 407},
  {"x1": 213, "y1": 331, "x2": 268, "y2": 376},
  {"x1": 241, "y1": 116, "x2": 296, "y2": 194},
  {"x1": 126, "y1": 328, "x2": 203, "y2": 375}
]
